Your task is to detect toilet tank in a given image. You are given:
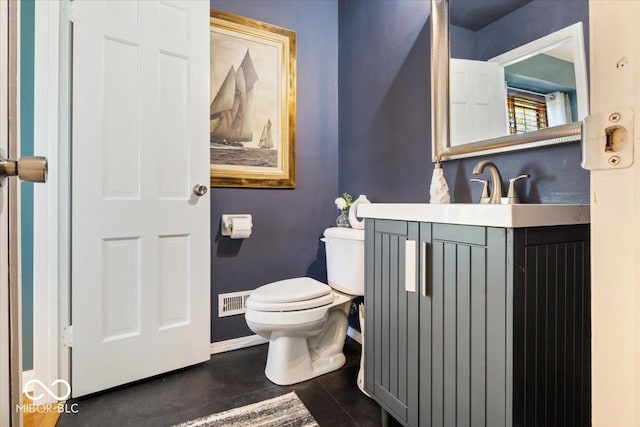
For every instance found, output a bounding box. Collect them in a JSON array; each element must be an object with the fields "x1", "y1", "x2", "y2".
[{"x1": 323, "y1": 227, "x2": 365, "y2": 296}]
